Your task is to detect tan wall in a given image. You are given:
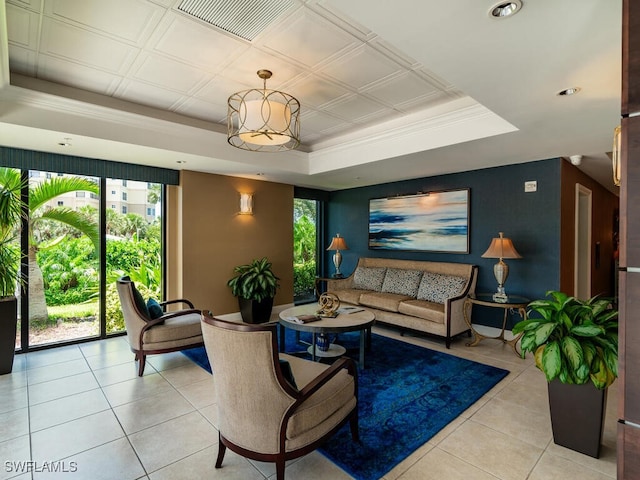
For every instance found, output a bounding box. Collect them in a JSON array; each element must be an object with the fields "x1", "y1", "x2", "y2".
[
  {"x1": 166, "y1": 170, "x2": 294, "y2": 314},
  {"x1": 560, "y1": 160, "x2": 619, "y2": 297}
]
